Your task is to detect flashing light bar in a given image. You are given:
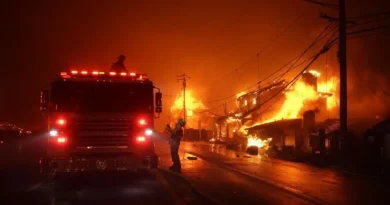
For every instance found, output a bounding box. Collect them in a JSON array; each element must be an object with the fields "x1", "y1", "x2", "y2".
[{"x1": 60, "y1": 70, "x2": 148, "y2": 80}]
